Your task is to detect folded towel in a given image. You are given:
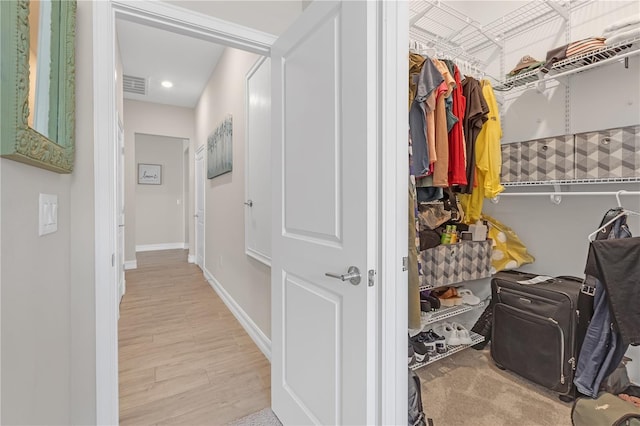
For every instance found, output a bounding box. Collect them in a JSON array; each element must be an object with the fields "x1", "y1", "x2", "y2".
[
  {"x1": 542, "y1": 44, "x2": 569, "y2": 72},
  {"x1": 566, "y1": 37, "x2": 606, "y2": 57},
  {"x1": 603, "y1": 16, "x2": 640, "y2": 36},
  {"x1": 605, "y1": 26, "x2": 640, "y2": 46}
]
